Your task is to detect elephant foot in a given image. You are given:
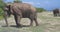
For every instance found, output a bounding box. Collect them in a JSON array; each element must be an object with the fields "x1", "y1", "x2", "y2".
[
  {"x1": 36, "y1": 24, "x2": 39, "y2": 26},
  {"x1": 29, "y1": 24, "x2": 33, "y2": 27},
  {"x1": 29, "y1": 24, "x2": 39, "y2": 27},
  {"x1": 2, "y1": 25, "x2": 10, "y2": 27},
  {"x1": 16, "y1": 24, "x2": 22, "y2": 27},
  {"x1": 5, "y1": 24, "x2": 9, "y2": 27}
]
